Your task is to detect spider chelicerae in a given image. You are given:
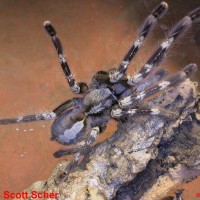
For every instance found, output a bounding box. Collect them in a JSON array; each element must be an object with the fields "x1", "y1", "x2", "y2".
[{"x1": 0, "y1": 2, "x2": 199, "y2": 185}]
